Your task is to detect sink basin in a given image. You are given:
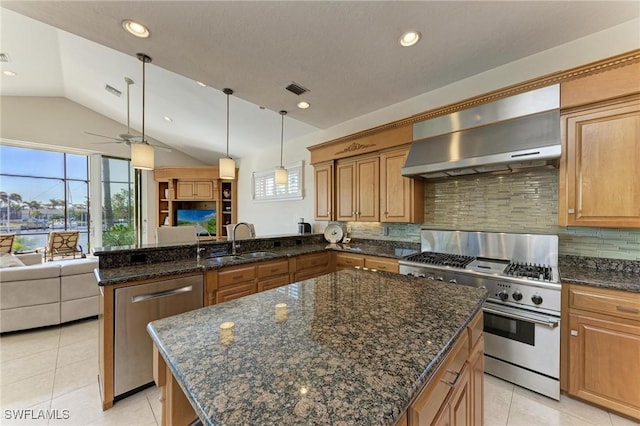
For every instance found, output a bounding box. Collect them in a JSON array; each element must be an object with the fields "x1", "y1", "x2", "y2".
[
  {"x1": 240, "y1": 251, "x2": 278, "y2": 259},
  {"x1": 206, "y1": 255, "x2": 245, "y2": 264}
]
